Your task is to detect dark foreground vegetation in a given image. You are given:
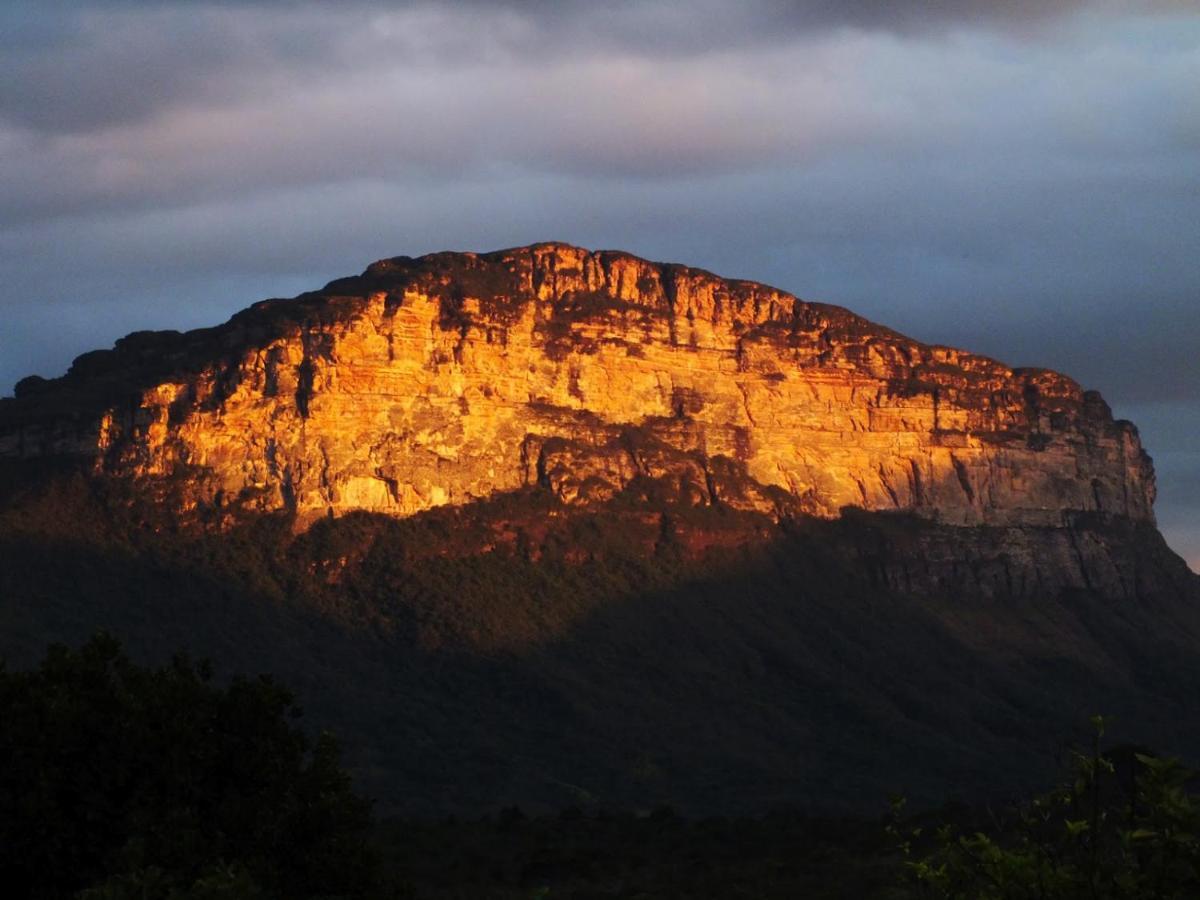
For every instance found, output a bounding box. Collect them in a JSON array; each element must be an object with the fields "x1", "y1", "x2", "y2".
[
  {"x1": 0, "y1": 635, "x2": 378, "y2": 899},
  {"x1": 892, "y1": 717, "x2": 1200, "y2": 900},
  {"x1": 381, "y1": 717, "x2": 1200, "y2": 899},
  {"x1": 4, "y1": 637, "x2": 1200, "y2": 899},
  {"x1": 378, "y1": 809, "x2": 901, "y2": 899}
]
